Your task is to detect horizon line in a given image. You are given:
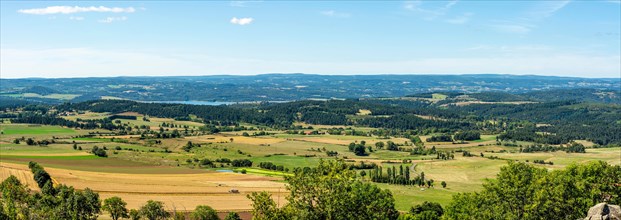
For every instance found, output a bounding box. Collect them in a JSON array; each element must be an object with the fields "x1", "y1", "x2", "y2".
[{"x1": 1, "y1": 72, "x2": 619, "y2": 80}]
